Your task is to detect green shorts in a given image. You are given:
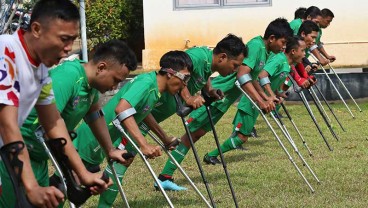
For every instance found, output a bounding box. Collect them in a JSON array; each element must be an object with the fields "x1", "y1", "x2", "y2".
[
  {"x1": 187, "y1": 105, "x2": 226, "y2": 132},
  {"x1": 232, "y1": 109, "x2": 259, "y2": 136}
]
